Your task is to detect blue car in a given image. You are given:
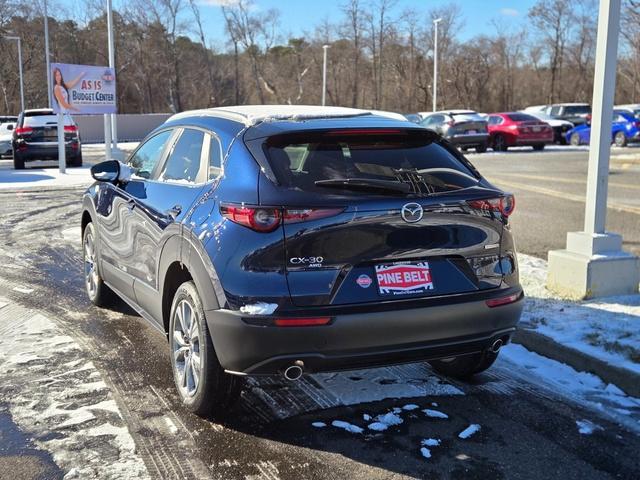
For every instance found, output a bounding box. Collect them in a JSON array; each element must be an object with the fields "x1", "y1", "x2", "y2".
[
  {"x1": 83, "y1": 106, "x2": 523, "y2": 416},
  {"x1": 566, "y1": 110, "x2": 640, "y2": 147}
]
